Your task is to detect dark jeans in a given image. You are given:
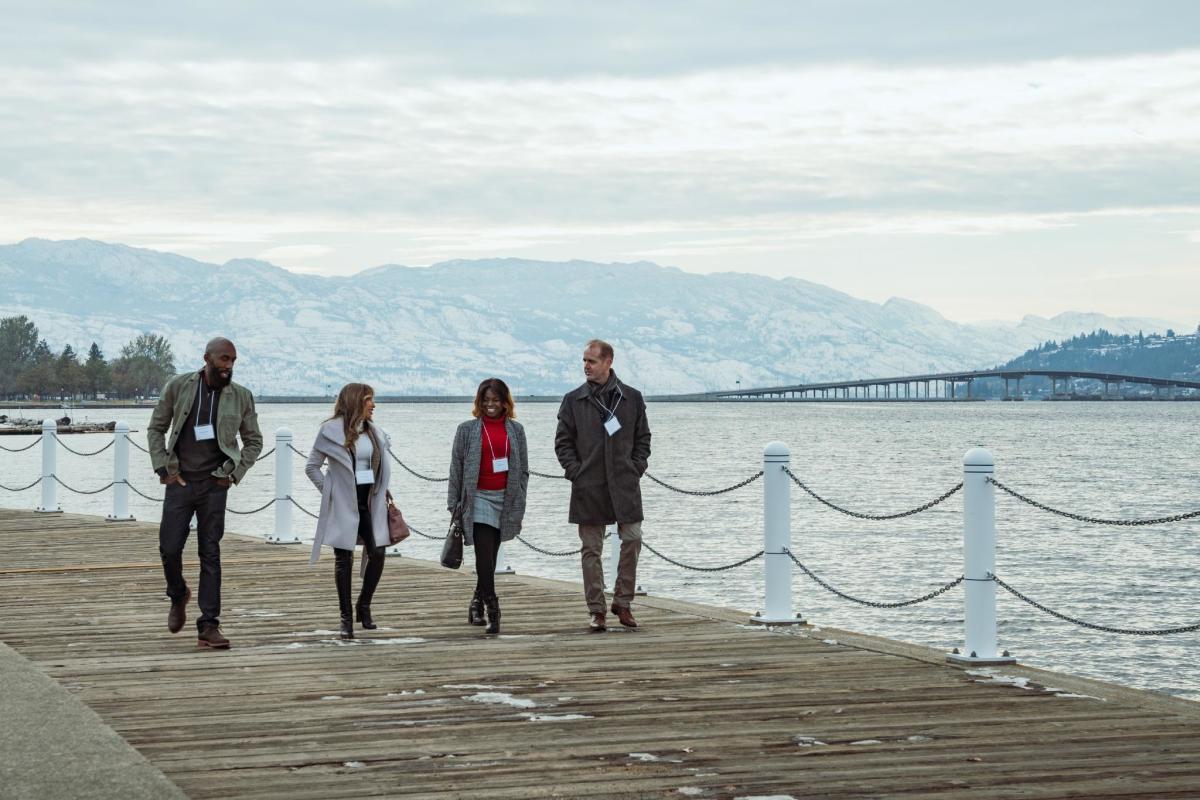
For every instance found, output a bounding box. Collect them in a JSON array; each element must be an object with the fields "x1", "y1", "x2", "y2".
[
  {"x1": 473, "y1": 523, "x2": 500, "y2": 598},
  {"x1": 334, "y1": 483, "x2": 385, "y2": 595},
  {"x1": 159, "y1": 477, "x2": 228, "y2": 630}
]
